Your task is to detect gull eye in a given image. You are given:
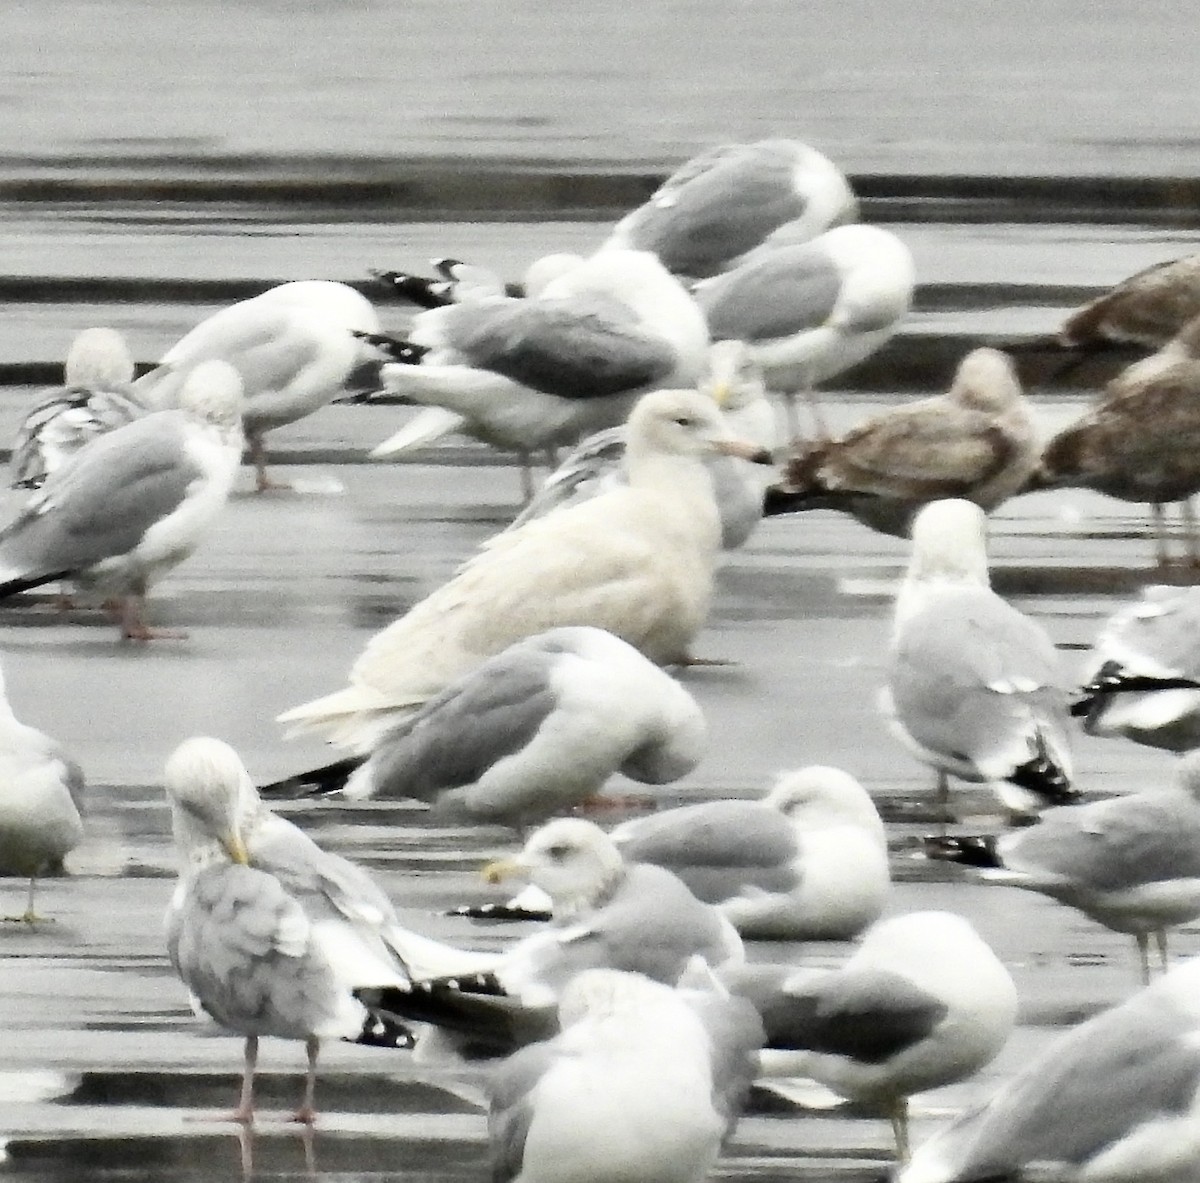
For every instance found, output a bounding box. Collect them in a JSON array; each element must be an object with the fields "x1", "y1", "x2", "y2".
[
  {"x1": 673, "y1": 415, "x2": 692, "y2": 426},
  {"x1": 544, "y1": 842, "x2": 573, "y2": 860}
]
